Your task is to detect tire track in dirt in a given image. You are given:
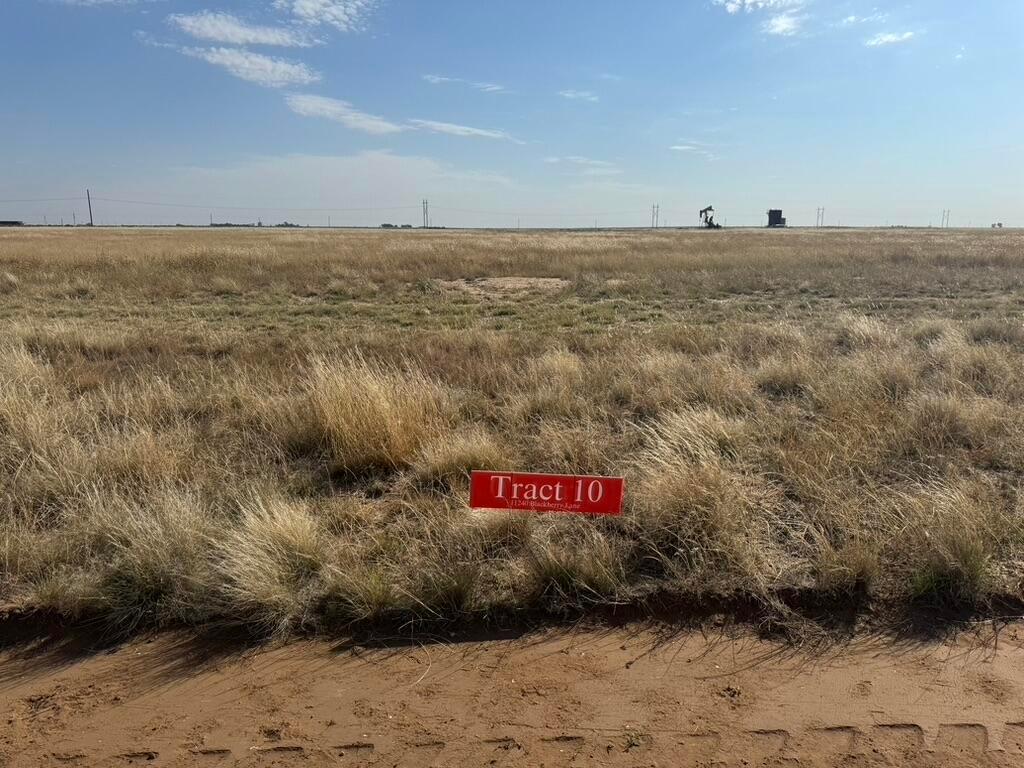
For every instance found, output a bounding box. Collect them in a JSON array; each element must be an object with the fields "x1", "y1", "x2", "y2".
[
  {"x1": 5, "y1": 625, "x2": 1024, "y2": 767},
  {"x1": 23, "y1": 722, "x2": 1024, "y2": 767}
]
